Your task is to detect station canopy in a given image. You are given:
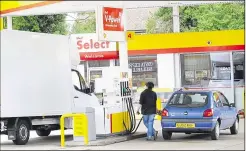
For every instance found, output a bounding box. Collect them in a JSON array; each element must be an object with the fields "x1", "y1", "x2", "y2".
[{"x1": 0, "y1": 1, "x2": 241, "y2": 17}]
